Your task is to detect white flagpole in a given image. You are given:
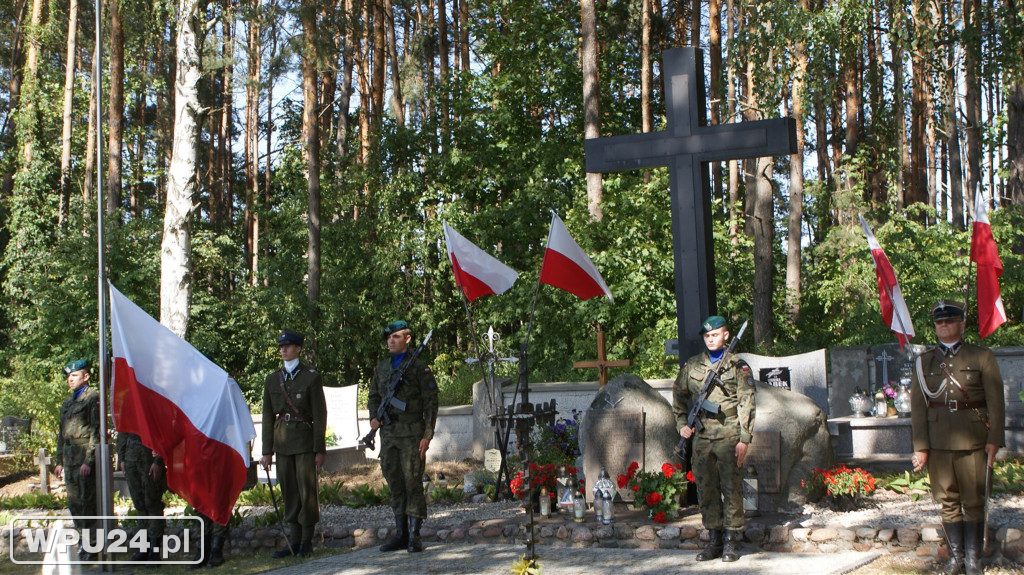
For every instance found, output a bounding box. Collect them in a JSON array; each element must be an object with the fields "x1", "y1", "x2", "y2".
[{"x1": 94, "y1": 0, "x2": 114, "y2": 550}]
